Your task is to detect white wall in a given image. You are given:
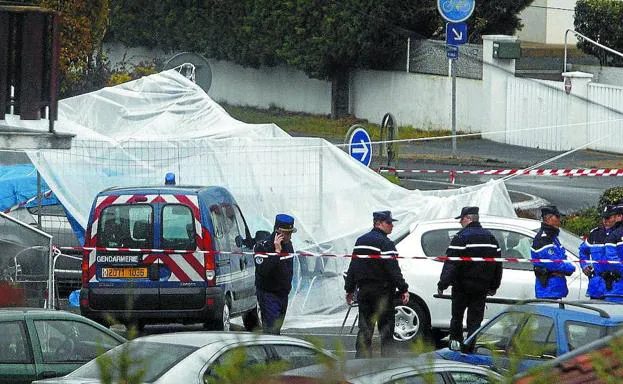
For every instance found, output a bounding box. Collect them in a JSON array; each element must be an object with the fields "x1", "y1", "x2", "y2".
[
  {"x1": 516, "y1": 0, "x2": 577, "y2": 45},
  {"x1": 516, "y1": 0, "x2": 548, "y2": 44},
  {"x1": 349, "y1": 70, "x2": 486, "y2": 133},
  {"x1": 208, "y1": 60, "x2": 332, "y2": 115}
]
